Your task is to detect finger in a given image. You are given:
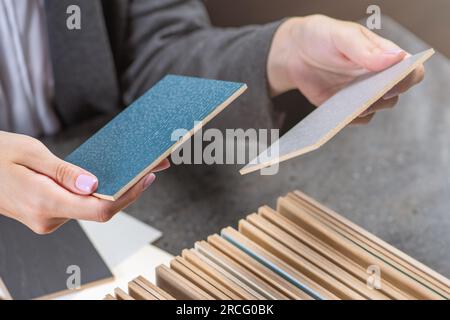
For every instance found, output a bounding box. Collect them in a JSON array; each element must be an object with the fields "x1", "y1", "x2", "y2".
[
  {"x1": 383, "y1": 65, "x2": 425, "y2": 100},
  {"x1": 105, "y1": 173, "x2": 156, "y2": 215},
  {"x1": 17, "y1": 140, "x2": 98, "y2": 195},
  {"x1": 359, "y1": 96, "x2": 399, "y2": 117},
  {"x1": 360, "y1": 27, "x2": 405, "y2": 53},
  {"x1": 31, "y1": 218, "x2": 69, "y2": 235},
  {"x1": 7, "y1": 165, "x2": 71, "y2": 234},
  {"x1": 334, "y1": 23, "x2": 406, "y2": 72},
  {"x1": 351, "y1": 113, "x2": 375, "y2": 125},
  {"x1": 25, "y1": 216, "x2": 68, "y2": 235},
  {"x1": 151, "y1": 158, "x2": 171, "y2": 173},
  {"x1": 45, "y1": 173, "x2": 156, "y2": 222}
]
